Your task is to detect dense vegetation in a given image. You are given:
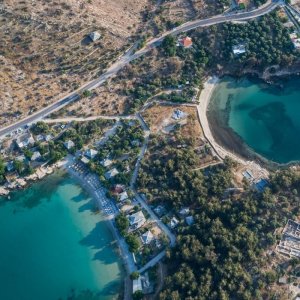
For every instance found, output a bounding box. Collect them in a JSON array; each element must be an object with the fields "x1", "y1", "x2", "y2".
[
  {"x1": 123, "y1": 11, "x2": 298, "y2": 114},
  {"x1": 137, "y1": 133, "x2": 300, "y2": 299}
]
